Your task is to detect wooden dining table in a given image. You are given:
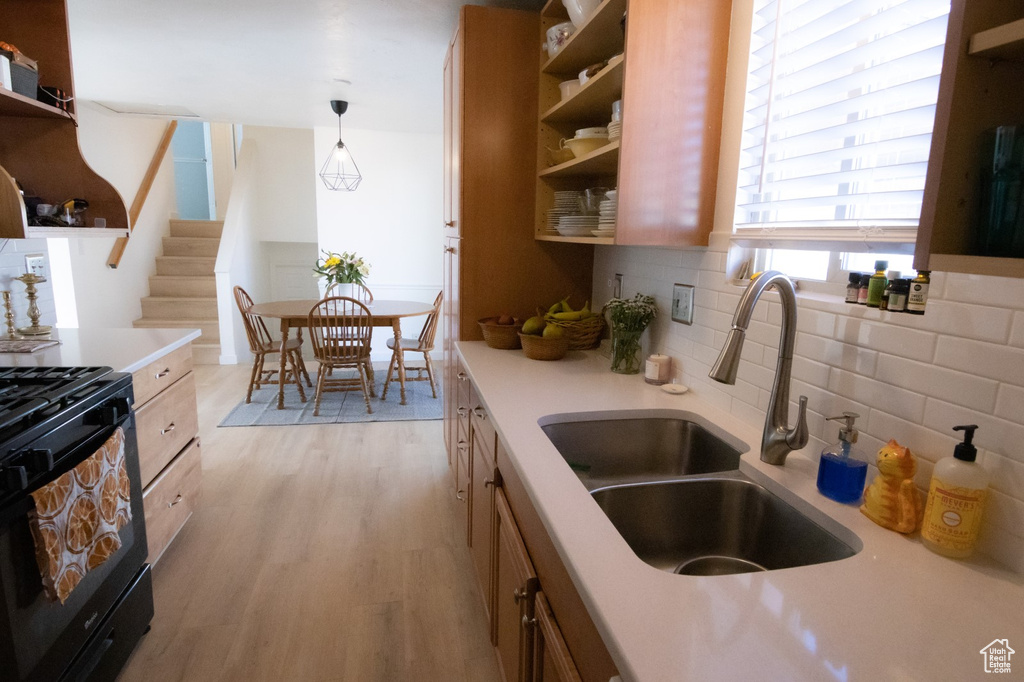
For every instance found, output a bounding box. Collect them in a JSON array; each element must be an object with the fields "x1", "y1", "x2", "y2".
[{"x1": 248, "y1": 299, "x2": 436, "y2": 409}]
